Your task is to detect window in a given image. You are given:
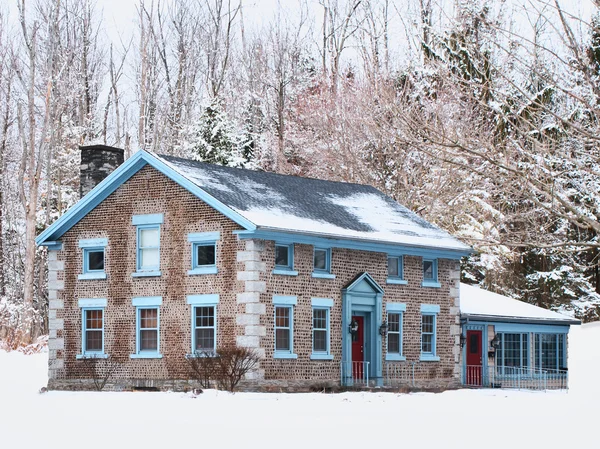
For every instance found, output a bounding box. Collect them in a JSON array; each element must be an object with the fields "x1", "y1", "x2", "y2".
[
  {"x1": 386, "y1": 256, "x2": 407, "y2": 285},
  {"x1": 386, "y1": 303, "x2": 406, "y2": 360},
  {"x1": 496, "y1": 333, "x2": 529, "y2": 373},
  {"x1": 312, "y1": 248, "x2": 335, "y2": 279},
  {"x1": 420, "y1": 304, "x2": 440, "y2": 361},
  {"x1": 77, "y1": 298, "x2": 107, "y2": 359},
  {"x1": 273, "y1": 295, "x2": 297, "y2": 358},
  {"x1": 131, "y1": 297, "x2": 162, "y2": 358},
  {"x1": 132, "y1": 214, "x2": 163, "y2": 277},
  {"x1": 78, "y1": 238, "x2": 108, "y2": 280},
  {"x1": 534, "y1": 333, "x2": 566, "y2": 371},
  {"x1": 422, "y1": 259, "x2": 440, "y2": 287},
  {"x1": 188, "y1": 232, "x2": 220, "y2": 275},
  {"x1": 187, "y1": 294, "x2": 219, "y2": 356},
  {"x1": 311, "y1": 298, "x2": 333, "y2": 360},
  {"x1": 273, "y1": 244, "x2": 297, "y2": 275}
]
